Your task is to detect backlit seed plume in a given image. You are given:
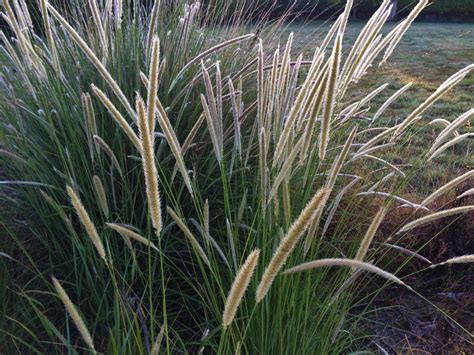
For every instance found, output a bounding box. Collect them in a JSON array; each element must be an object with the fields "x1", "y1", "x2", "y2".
[
  {"x1": 282, "y1": 258, "x2": 411, "y2": 290},
  {"x1": 66, "y1": 185, "x2": 107, "y2": 262},
  {"x1": 228, "y1": 78, "x2": 242, "y2": 156},
  {"x1": 223, "y1": 249, "x2": 260, "y2": 328},
  {"x1": 140, "y1": 72, "x2": 194, "y2": 194},
  {"x1": 167, "y1": 207, "x2": 210, "y2": 267},
  {"x1": 116, "y1": 0, "x2": 123, "y2": 27},
  {"x1": 339, "y1": 0, "x2": 390, "y2": 90},
  {"x1": 273, "y1": 35, "x2": 325, "y2": 166},
  {"x1": 2, "y1": 0, "x2": 31, "y2": 66},
  {"x1": 259, "y1": 128, "x2": 268, "y2": 213},
  {"x1": 326, "y1": 126, "x2": 358, "y2": 189},
  {"x1": 170, "y1": 33, "x2": 255, "y2": 90},
  {"x1": 338, "y1": 0, "x2": 353, "y2": 37},
  {"x1": 357, "y1": 125, "x2": 398, "y2": 155},
  {"x1": 81, "y1": 93, "x2": 98, "y2": 139},
  {"x1": 256, "y1": 187, "x2": 330, "y2": 302},
  {"x1": 146, "y1": 0, "x2": 161, "y2": 55},
  {"x1": 457, "y1": 188, "x2": 474, "y2": 200},
  {"x1": 429, "y1": 133, "x2": 473, "y2": 161},
  {"x1": 397, "y1": 206, "x2": 474, "y2": 234},
  {"x1": 201, "y1": 61, "x2": 222, "y2": 151},
  {"x1": 92, "y1": 175, "x2": 109, "y2": 217},
  {"x1": 268, "y1": 139, "x2": 304, "y2": 202},
  {"x1": 429, "y1": 118, "x2": 456, "y2": 132},
  {"x1": 52, "y1": 277, "x2": 96, "y2": 353},
  {"x1": 393, "y1": 65, "x2": 474, "y2": 137},
  {"x1": 39, "y1": 0, "x2": 59, "y2": 71},
  {"x1": 147, "y1": 36, "x2": 160, "y2": 132},
  {"x1": 372, "y1": 83, "x2": 412, "y2": 123},
  {"x1": 88, "y1": 0, "x2": 107, "y2": 61},
  {"x1": 382, "y1": 243, "x2": 432, "y2": 264},
  {"x1": 93, "y1": 135, "x2": 123, "y2": 176},
  {"x1": 0, "y1": 31, "x2": 23, "y2": 71},
  {"x1": 429, "y1": 109, "x2": 474, "y2": 154},
  {"x1": 357, "y1": 192, "x2": 424, "y2": 210},
  {"x1": 319, "y1": 34, "x2": 342, "y2": 162},
  {"x1": 257, "y1": 39, "x2": 265, "y2": 131},
  {"x1": 421, "y1": 170, "x2": 474, "y2": 207},
  {"x1": 431, "y1": 255, "x2": 474, "y2": 268},
  {"x1": 136, "y1": 95, "x2": 162, "y2": 236},
  {"x1": 106, "y1": 223, "x2": 158, "y2": 251},
  {"x1": 91, "y1": 84, "x2": 141, "y2": 150},
  {"x1": 47, "y1": 3, "x2": 135, "y2": 118},
  {"x1": 354, "y1": 206, "x2": 387, "y2": 264},
  {"x1": 150, "y1": 325, "x2": 165, "y2": 355},
  {"x1": 201, "y1": 93, "x2": 222, "y2": 163},
  {"x1": 382, "y1": 0, "x2": 429, "y2": 64}
]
